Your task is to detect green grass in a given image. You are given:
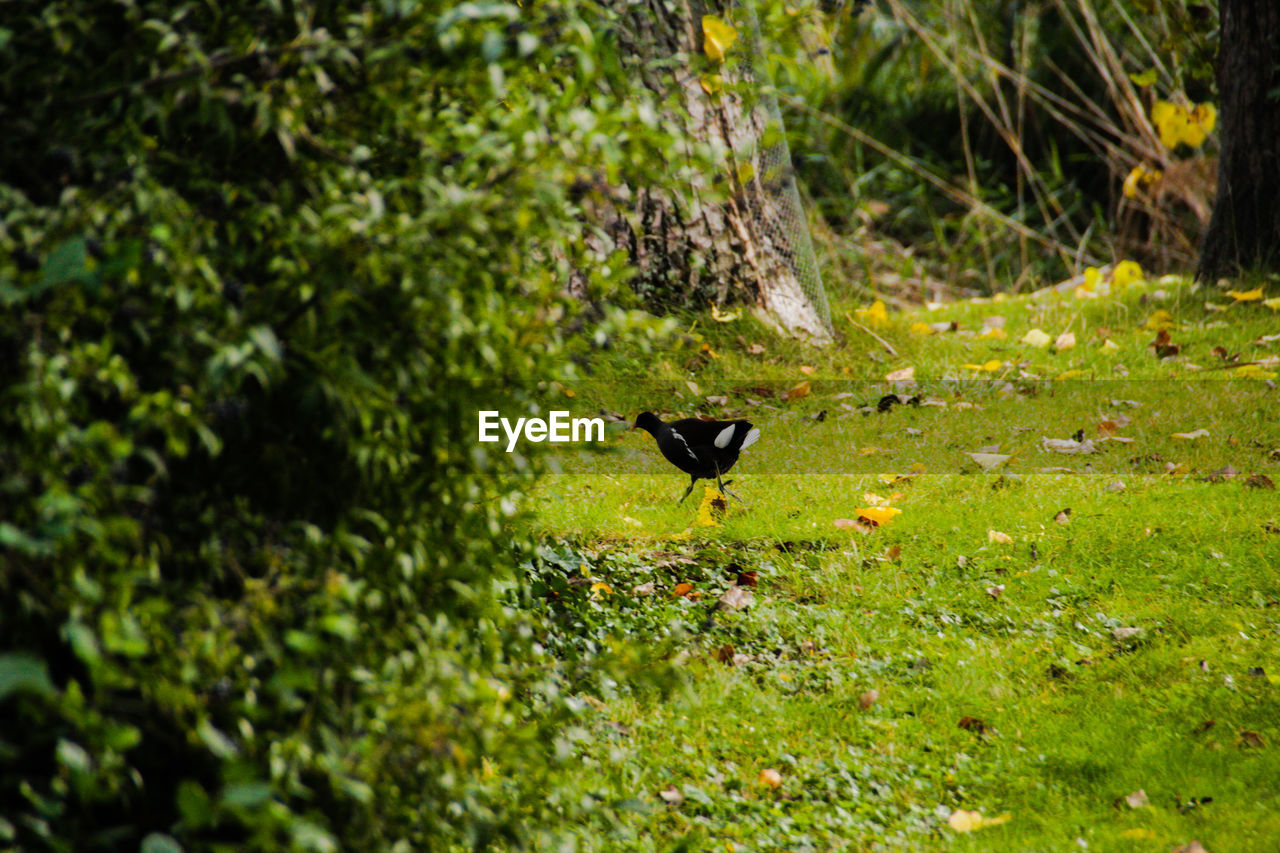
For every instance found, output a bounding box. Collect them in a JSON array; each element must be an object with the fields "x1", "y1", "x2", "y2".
[{"x1": 518, "y1": 275, "x2": 1280, "y2": 851}]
